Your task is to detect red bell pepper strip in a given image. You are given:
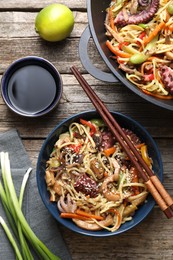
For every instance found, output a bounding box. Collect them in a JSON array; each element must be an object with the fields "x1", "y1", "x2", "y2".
[
  {"x1": 80, "y1": 119, "x2": 96, "y2": 136},
  {"x1": 139, "y1": 31, "x2": 146, "y2": 40},
  {"x1": 69, "y1": 144, "x2": 82, "y2": 153},
  {"x1": 137, "y1": 31, "x2": 146, "y2": 45},
  {"x1": 143, "y1": 74, "x2": 154, "y2": 81},
  {"x1": 118, "y1": 41, "x2": 129, "y2": 50}
]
